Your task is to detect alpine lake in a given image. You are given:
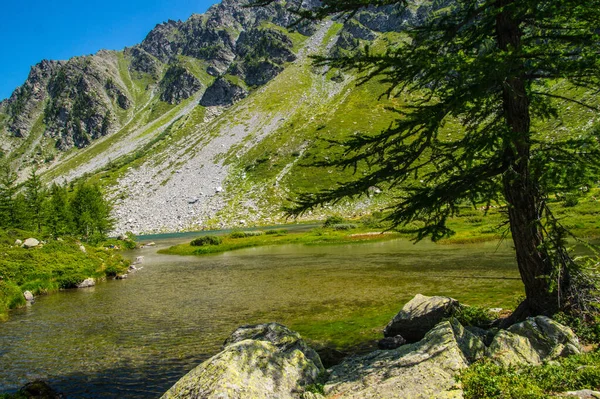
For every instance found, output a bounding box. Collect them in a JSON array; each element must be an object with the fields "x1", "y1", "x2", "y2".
[{"x1": 0, "y1": 228, "x2": 523, "y2": 398}]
